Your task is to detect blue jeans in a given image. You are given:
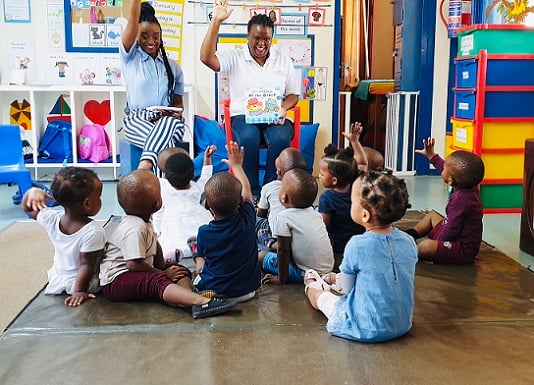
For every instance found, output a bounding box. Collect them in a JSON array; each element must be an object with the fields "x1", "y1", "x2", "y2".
[{"x1": 231, "y1": 115, "x2": 293, "y2": 196}]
